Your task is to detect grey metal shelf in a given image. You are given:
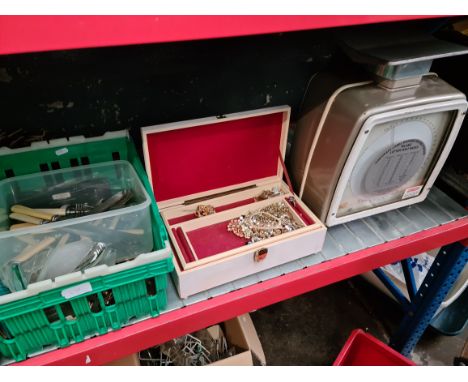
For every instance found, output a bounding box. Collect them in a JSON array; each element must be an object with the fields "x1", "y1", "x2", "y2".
[{"x1": 162, "y1": 187, "x2": 468, "y2": 312}]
